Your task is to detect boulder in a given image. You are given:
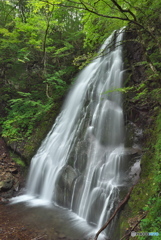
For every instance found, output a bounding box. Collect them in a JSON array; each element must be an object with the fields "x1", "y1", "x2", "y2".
[
  {"x1": 0, "y1": 179, "x2": 13, "y2": 191},
  {"x1": 55, "y1": 165, "x2": 78, "y2": 207},
  {"x1": 58, "y1": 165, "x2": 78, "y2": 190}
]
